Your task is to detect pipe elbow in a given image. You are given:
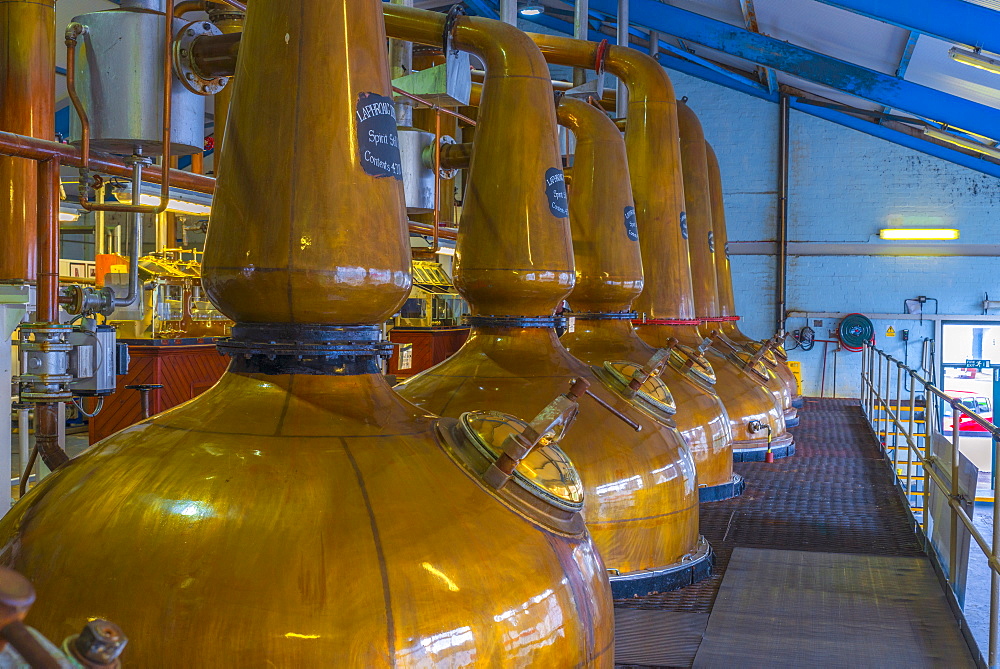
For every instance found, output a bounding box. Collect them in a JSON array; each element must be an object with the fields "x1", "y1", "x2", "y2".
[
  {"x1": 606, "y1": 46, "x2": 675, "y2": 104},
  {"x1": 64, "y1": 22, "x2": 88, "y2": 47},
  {"x1": 455, "y1": 19, "x2": 550, "y2": 80}
]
